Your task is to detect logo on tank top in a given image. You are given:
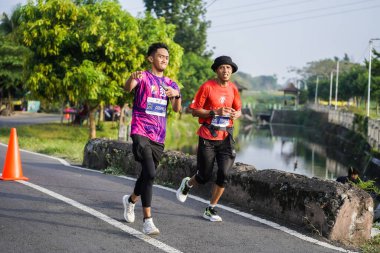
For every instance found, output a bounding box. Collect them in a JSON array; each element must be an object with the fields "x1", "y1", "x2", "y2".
[
  {"x1": 220, "y1": 96, "x2": 226, "y2": 104},
  {"x1": 151, "y1": 85, "x2": 157, "y2": 95}
]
